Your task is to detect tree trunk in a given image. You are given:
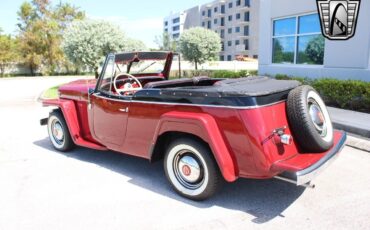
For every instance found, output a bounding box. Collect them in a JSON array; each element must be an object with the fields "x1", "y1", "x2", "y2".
[
  {"x1": 94, "y1": 66, "x2": 99, "y2": 79},
  {"x1": 0, "y1": 65, "x2": 4, "y2": 77},
  {"x1": 195, "y1": 61, "x2": 198, "y2": 70},
  {"x1": 30, "y1": 65, "x2": 35, "y2": 76}
]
